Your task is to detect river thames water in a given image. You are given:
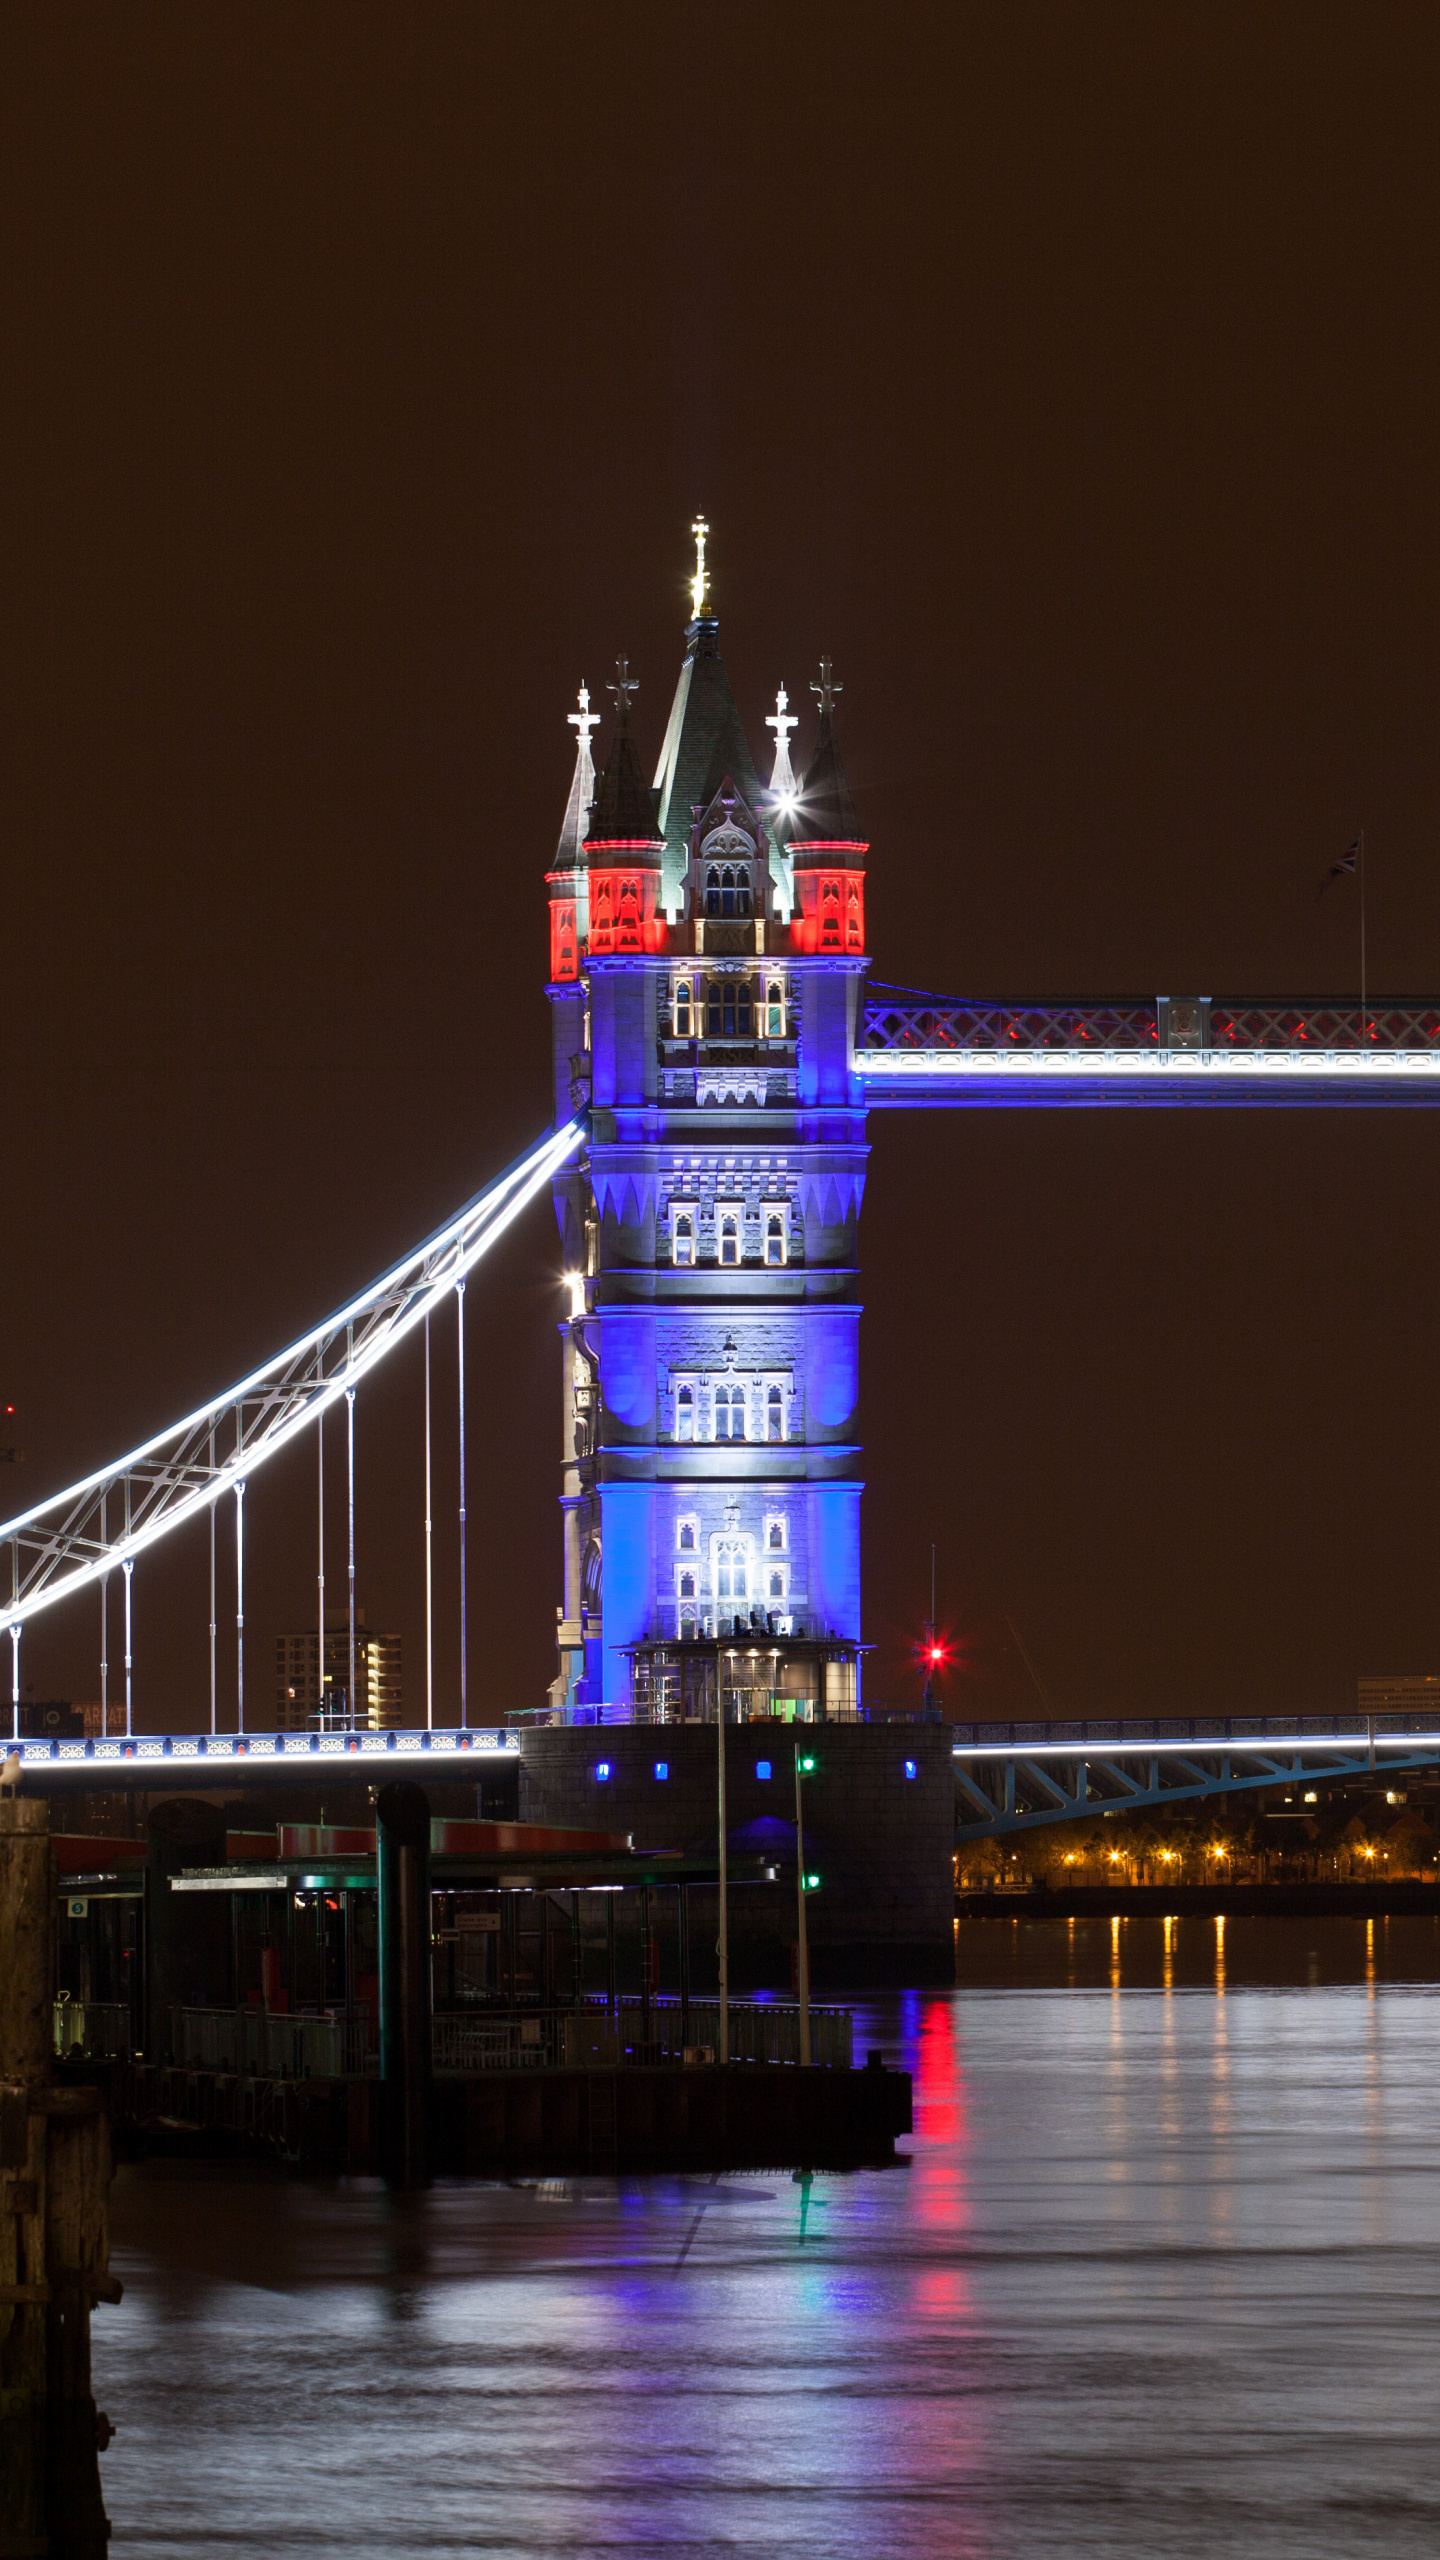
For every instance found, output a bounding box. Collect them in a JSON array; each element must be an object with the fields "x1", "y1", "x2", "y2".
[{"x1": 95, "y1": 1917, "x2": 1440, "y2": 2557}]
